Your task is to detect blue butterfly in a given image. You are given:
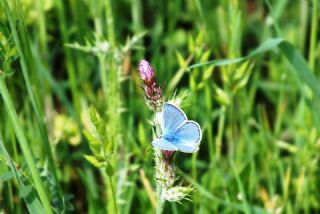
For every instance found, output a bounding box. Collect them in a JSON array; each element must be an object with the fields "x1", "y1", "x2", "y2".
[{"x1": 152, "y1": 103, "x2": 202, "y2": 153}]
